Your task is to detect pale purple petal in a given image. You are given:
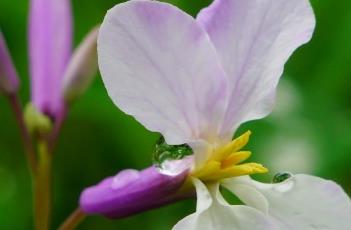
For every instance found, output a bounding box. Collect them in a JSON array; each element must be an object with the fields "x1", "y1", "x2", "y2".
[
  {"x1": 197, "y1": 0, "x2": 316, "y2": 139},
  {"x1": 173, "y1": 178, "x2": 277, "y2": 230},
  {"x1": 62, "y1": 26, "x2": 99, "y2": 104},
  {"x1": 222, "y1": 175, "x2": 351, "y2": 229},
  {"x1": 0, "y1": 31, "x2": 19, "y2": 94},
  {"x1": 98, "y1": 1, "x2": 228, "y2": 146},
  {"x1": 29, "y1": 0, "x2": 72, "y2": 117},
  {"x1": 79, "y1": 166, "x2": 190, "y2": 218}
]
